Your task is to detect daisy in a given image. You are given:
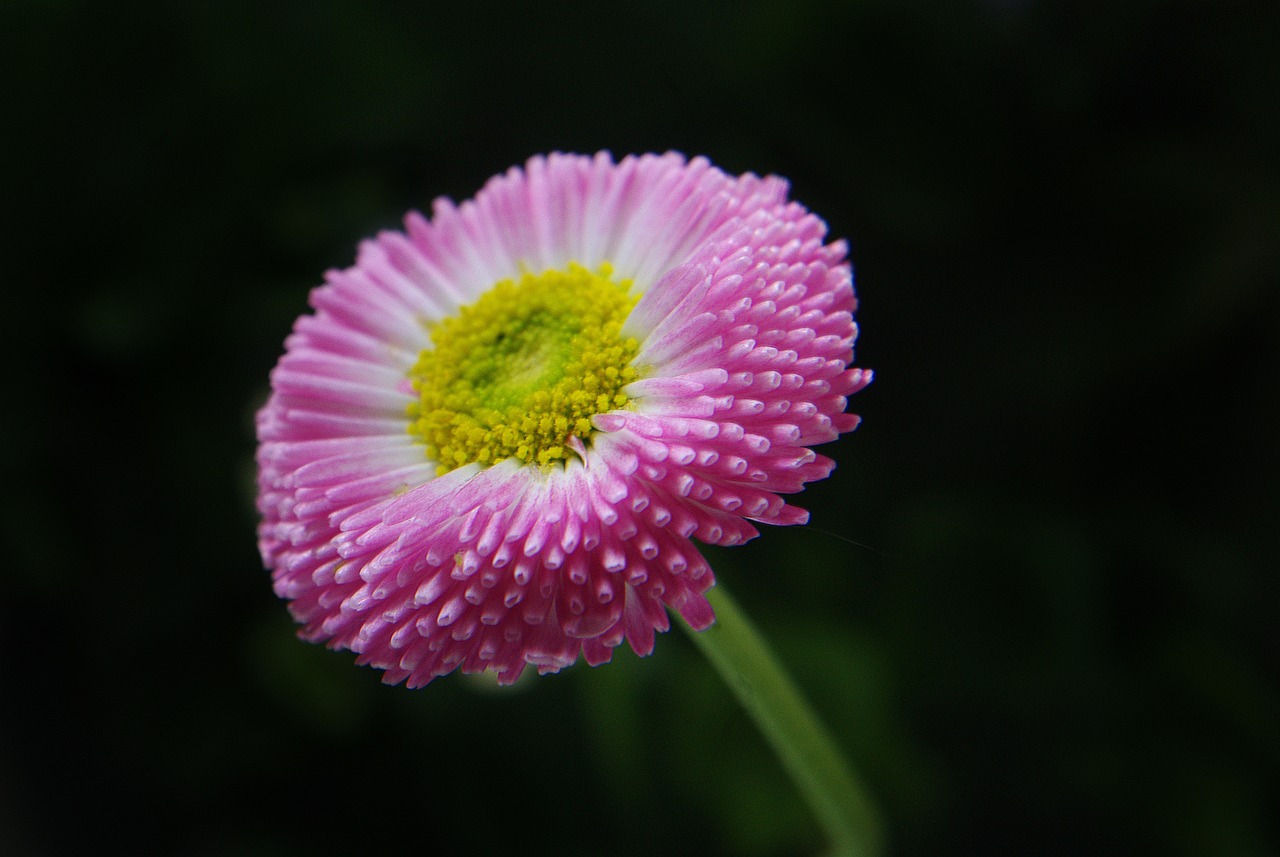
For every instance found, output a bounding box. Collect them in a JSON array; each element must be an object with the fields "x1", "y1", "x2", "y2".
[{"x1": 256, "y1": 151, "x2": 870, "y2": 688}]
